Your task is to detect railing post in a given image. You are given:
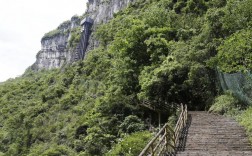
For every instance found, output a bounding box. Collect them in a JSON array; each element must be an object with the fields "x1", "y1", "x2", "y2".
[
  {"x1": 185, "y1": 105, "x2": 187, "y2": 125},
  {"x1": 181, "y1": 103, "x2": 184, "y2": 130},
  {"x1": 181, "y1": 104, "x2": 183, "y2": 115},
  {"x1": 172, "y1": 131, "x2": 176, "y2": 153},
  {"x1": 151, "y1": 144, "x2": 154, "y2": 156},
  {"x1": 184, "y1": 105, "x2": 186, "y2": 127},
  {"x1": 139, "y1": 103, "x2": 188, "y2": 156},
  {"x1": 165, "y1": 126, "x2": 169, "y2": 152}
]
